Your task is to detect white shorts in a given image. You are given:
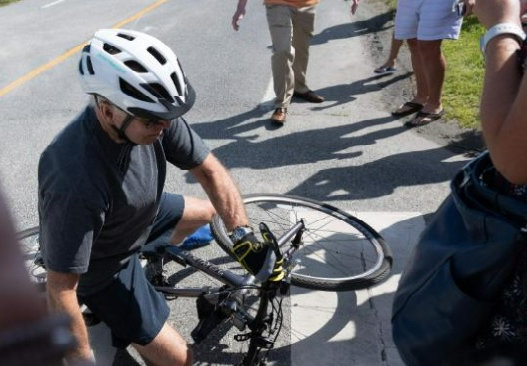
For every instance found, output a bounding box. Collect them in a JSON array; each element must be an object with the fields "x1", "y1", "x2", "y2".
[{"x1": 394, "y1": 0, "x2": 463, "y2": 41}]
